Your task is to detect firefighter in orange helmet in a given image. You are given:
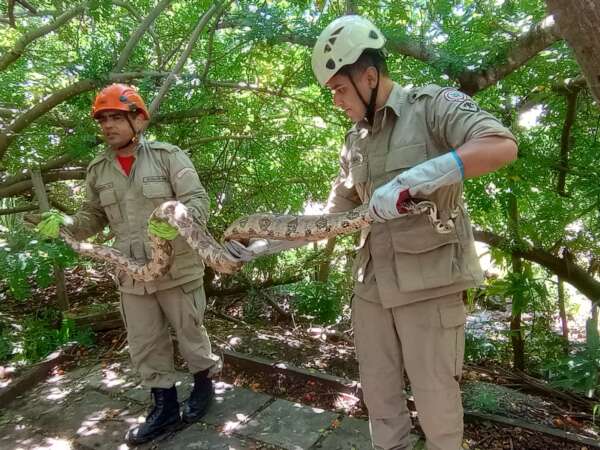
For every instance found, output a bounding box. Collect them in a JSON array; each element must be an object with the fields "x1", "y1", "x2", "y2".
[{"x1": 37, "y1": 83, "x2": 220, "y2": 444}]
